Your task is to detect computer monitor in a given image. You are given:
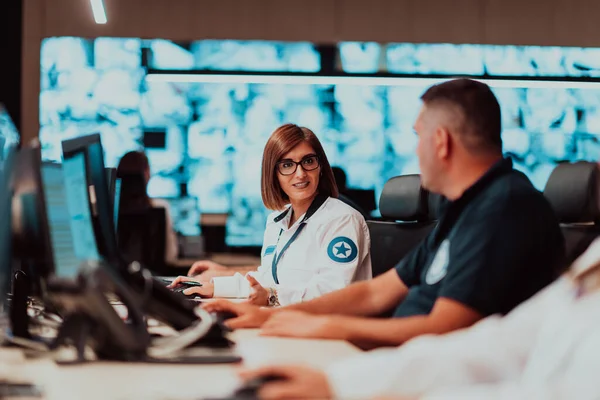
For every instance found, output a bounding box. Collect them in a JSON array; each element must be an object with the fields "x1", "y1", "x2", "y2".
[
  {"x1": 0, "y1": 105, "x2": 20, "y2": 310},
  {"x1": 10, "y1": 148, "x2": 102, "y2": 289},
  {"x1": 62, "y1": 134, "x2": 119, "y2": 264},
  {"x1": 0, "y1": 116, "x2": 18, "y2": 329},
  {"x1": 61, "y1": 134, "x2": 201, "y2": 331},
  {"x1": 0, "y1": 155, "x2": 13, "y2": 328},
  {"x1": 11, "y1": 145, "x2": 56, "y2": 290},
  {"x1": 106, "y1": 168, "x2": 117, "y2": 196},
  {"x1": 105, "y1": 167, "x2": 121, "y2": 232},
  {"x1": 48, "y1": 157, "x2": 101, "y2": 279}
]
